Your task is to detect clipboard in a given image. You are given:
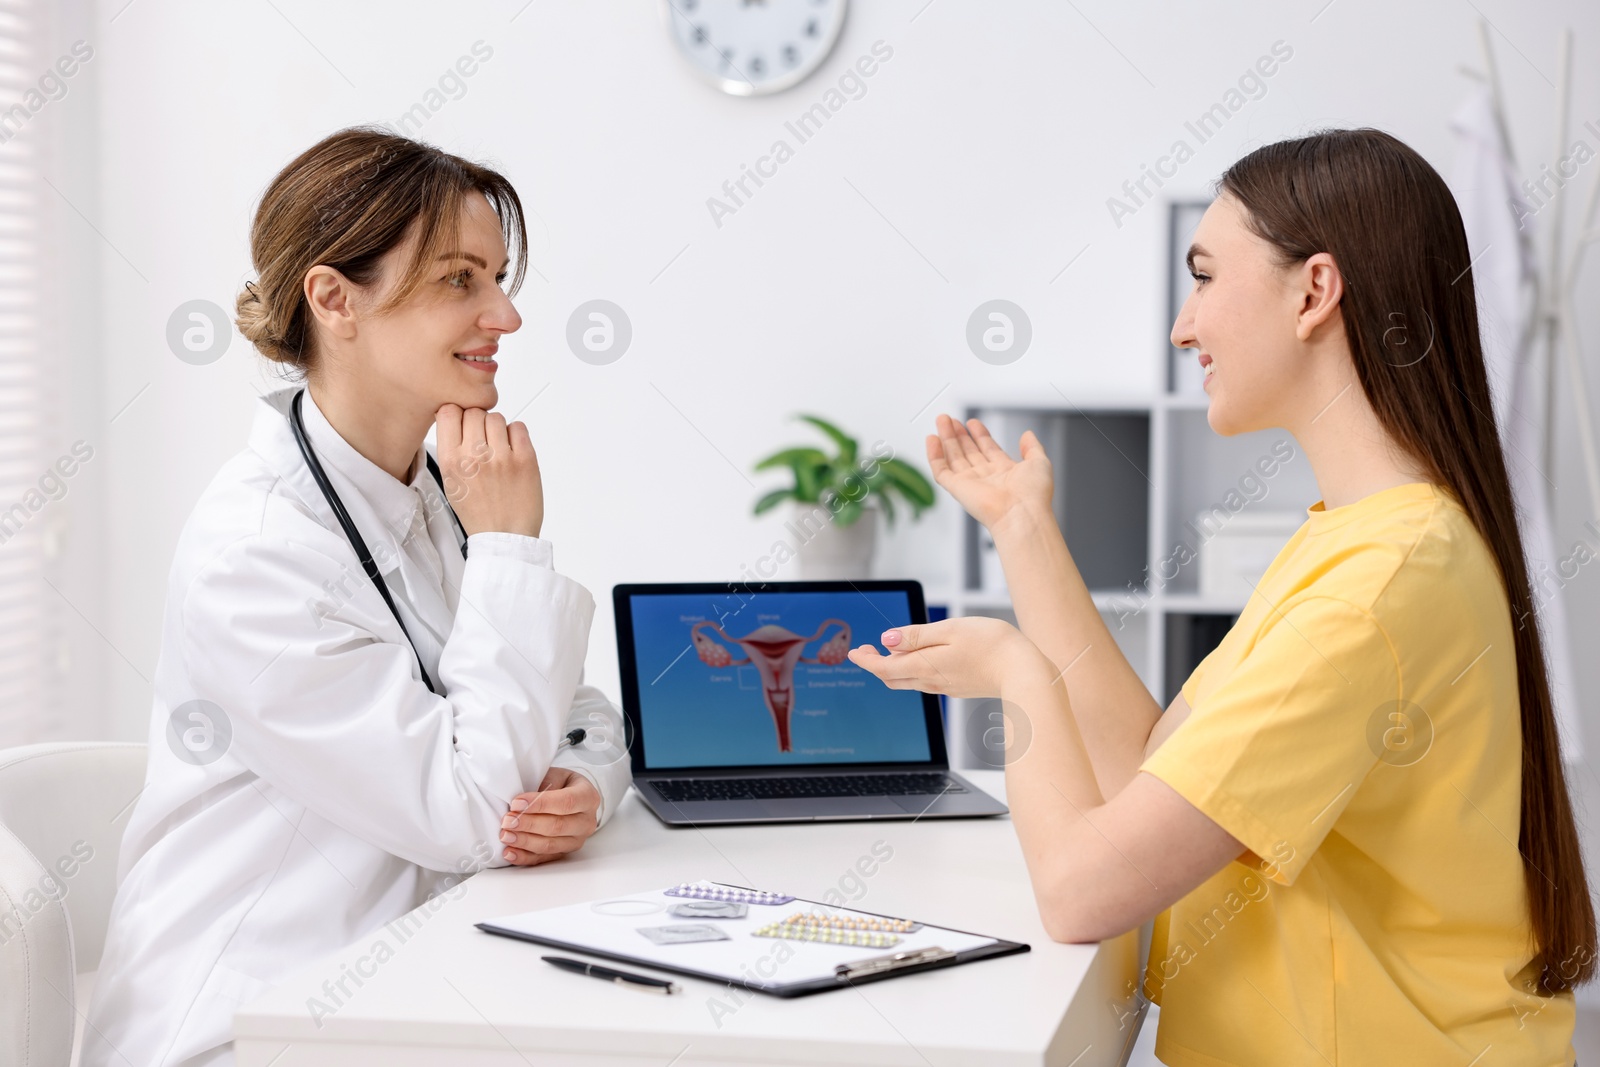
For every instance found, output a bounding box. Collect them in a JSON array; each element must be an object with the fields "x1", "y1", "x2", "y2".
[{"x1": 477, "y1": 880, "x2": 1030, "y2": 997}]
